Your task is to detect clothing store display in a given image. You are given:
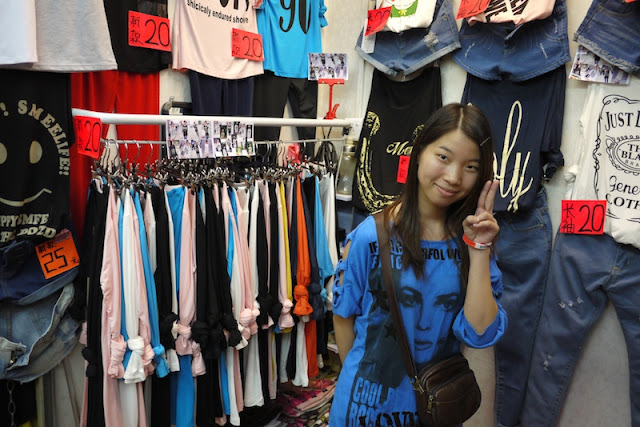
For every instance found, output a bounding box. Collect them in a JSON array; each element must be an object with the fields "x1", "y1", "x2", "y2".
[
  {"x1": 375, "y1": 213, "x2": 481, "y2": 427},
  {"x1": 0, "y1": 1, "x2": 37, "y2": 65},
  {"x1": 0, "y1": 70, "x2": 74, "y2": 248},
  {"x1": 330, "y1": 216, "x2": 506, "y2": 426},
  {"x1": 453, "y1": 0, "x2": 570, "y2": 82},
  {"x1": 257, "y1": 0, "x2": 327, "y2": 78},
  {"x1": 252, "y1": 70, "x2": 319, "y2": 143},
  {"x1": 377, "y1": 0, "x2": 437, "y2": 33},
  {"x1": 104, "y1": 0, "x2": 171, "y2": 73},
  {"x1": 521, "y1": 231, "x2": 640, "y2": 426},
  {"x1": 355, "y1": 0, "x2": 460, "y2": 77},
  {"x1": 465, "y1": 0, "x2": 555, "y2": 25},
  {"x1": 189, "y1": 72, "x2": 255, "y2": 116},
  {"x1": 352, "y1": 67, "x2": 442, "y2": 213},
  {"x1": 172, "y1": 0, "x2": 262, "y2": 79},
  {"x1": 565, "y1": 78, "x2": 640, "y2": 247},
  {"x1": 2, "y1": 0, "x2": 116, "y2": 72},
  {"x1": 69, "y1": 70, "x2": 160, "y2": 241},
  {"x1": 461, "y1": 65, "x2": 566, "y2": 213},
  {"x1": 492, "y1": 188, "x2": 553, "y2": 427},
  {"x1": 574, "y1": 0, "x2": 639, "y2": 75}
]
